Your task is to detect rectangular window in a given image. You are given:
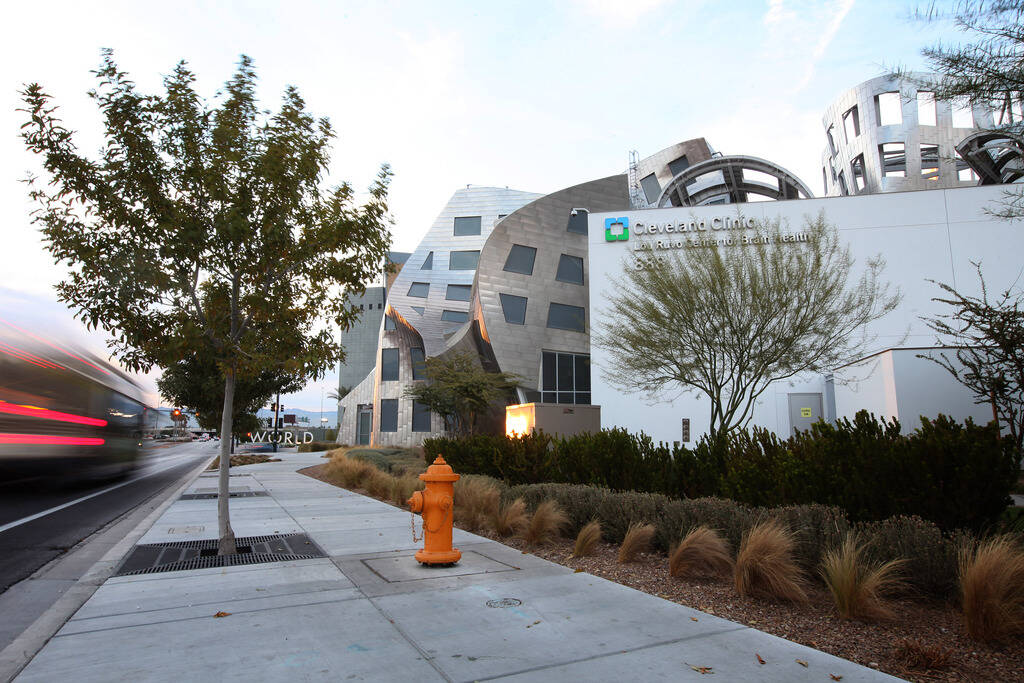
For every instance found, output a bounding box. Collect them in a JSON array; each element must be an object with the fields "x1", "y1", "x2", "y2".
[
  {"x1": 951, "y1": 98, "x2": 974, "y2": 128},
  {"x1": 917, "y1": 91, "x2": 936, "y2": 126},
  {"x1": 446, "y1": 284, "x2": 472, "y2": 301},
  {"x1": 411, "y1": 306, "x2": 425, "y2": 315},
  {"x1": 384, "y1": 315, "x2": 396, "y2": 331},
  {"x1": 546, "y1": 302, "x2": 585, "y2": 332},
  {"x1": 449, "y1": 250, "x2": 479, "y2": 270},
  {"x1": 410, "y1": 348, "x2": 426, "y2": 380},
  {"x1": 667, "y1": 154, "x2": 690, "y2": 177},
  {"x1": 958, "y1": 163, "x2": 978, "y2": 182},
  {"x1": 420, "y1": 251, "x2": 433, "y2": 270},
  {"x1": 837, "y1": 170, "x2": 849, "y2": 195},
  {"x1": 842, "y1": 105, "x2": 860, "y2": 142},
  {"x1": 540, "y1": 351, "x2": 591, "y2": 404},
  {"x1": 503, "y1": 244, "x2": 537, "y2": 275},
  {"x1": 566, "y1": 210, "x2": 588, "y2": 235},
  {"x1": 921, "y1": 144, "x2": 940, "y2": 179},
  {"x1": 499, "y1": 293, "x2": 527, "y2": 325},
  {"x1": 441, "y1": 310, "x2": 469, "y2": 323},
  {"x1": 542, "y1": 352, "x2": 556, "y2": 391},
  {"x1": 851, "y1": 154, "x2": 866, "y2": 192},
  {"x1": 453, "y1": 216, "x2": 482, "y2": 236},
  {"x1": 826, "y1": 125, "x2": 837, "y2": 156},
  {"x1": 407, "y1": 282, "x2": 429, "y2": 298},
  {"x1": 879, "y1": 143, "x2": 906, "y2": 177},
  {"x1": 412, "y1": 400, "x2": 431, "y2": 432},
  {"x1": 381, "y1": 348, "x2": 399, "y2": 381},
  {"x1": 555, "y1": 254, "x2": 584, "y2": 285},
  {"x1": 379, "y1": 399, "x2": 398, "y2": 432},
  {"x1": 640, "y1": 173, "x2": 661, "y2": 203},
  {"x1": 875, "y1": 92, "x2": 902, "y2": 126}
]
